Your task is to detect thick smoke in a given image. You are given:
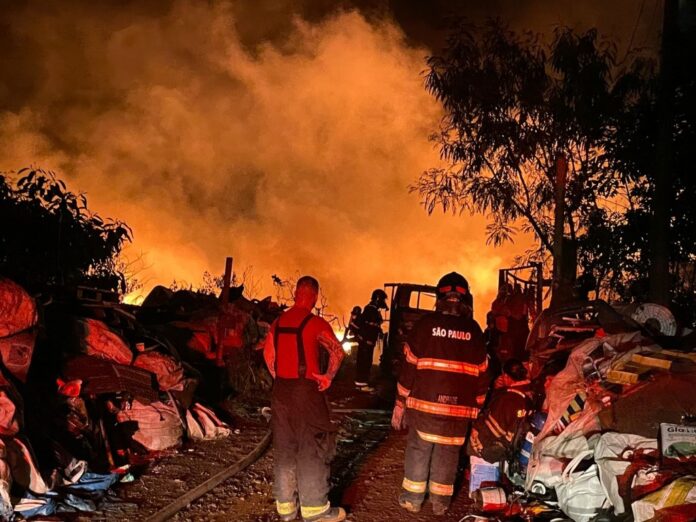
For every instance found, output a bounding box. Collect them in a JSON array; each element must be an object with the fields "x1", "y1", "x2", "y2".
[{"x1": 0, "y1": 1, "x2": 531, "y2": 321}]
